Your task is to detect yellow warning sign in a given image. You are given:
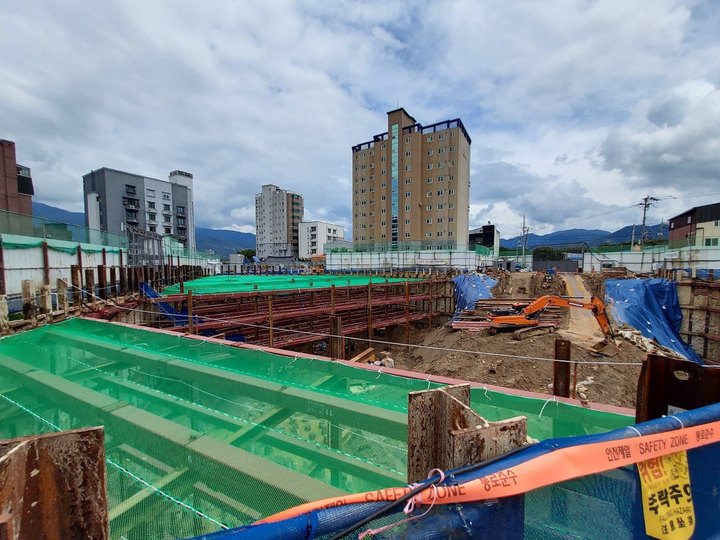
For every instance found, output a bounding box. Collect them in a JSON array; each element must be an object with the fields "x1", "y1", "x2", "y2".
[{"x1": 638, "y1": 450, "x2": 695, "y2": 539}]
